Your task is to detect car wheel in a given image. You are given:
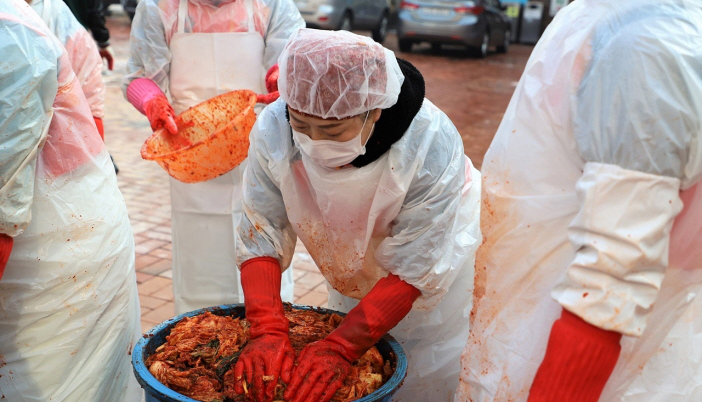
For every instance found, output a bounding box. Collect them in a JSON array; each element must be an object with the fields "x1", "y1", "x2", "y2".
[
  {"x1": 372, "y1": 11, "x2": 389, "y2": 43},
  {"x1": 399, "y1": 39, "x2": 413, "y2": 53},
  {"x1": 431, "y1": 42, "x2": 441, "y2": 52},
  {"x1": 471, "y1": 32, "x2": 489, "y2": 58},
  {"x1": 338, "y1": 12, "x2": 352, "y2": 31},
  {"x1": 497, "y1": 30, "x2": 510, "y2": 53}
]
